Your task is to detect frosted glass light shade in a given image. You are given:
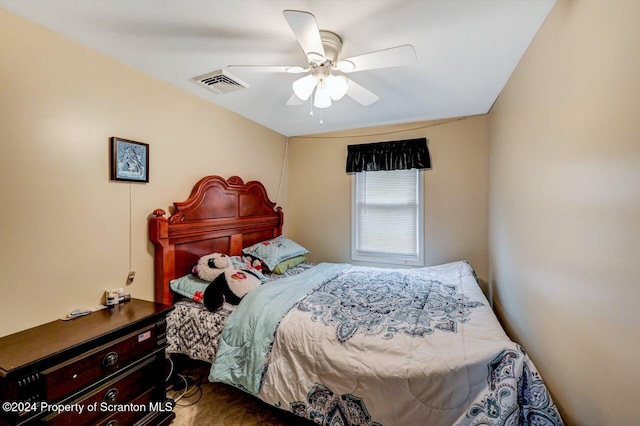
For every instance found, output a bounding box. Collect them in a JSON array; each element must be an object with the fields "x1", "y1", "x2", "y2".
[
  {"x1": 326, "y1": 75, "x2": 348, "y2": 100},
  {"x1": 292, "y1": 75, "x2": 318, "y2": 101},
  {"x1": 314, "y1": 82, "x2": 332, "y2": 108}
]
